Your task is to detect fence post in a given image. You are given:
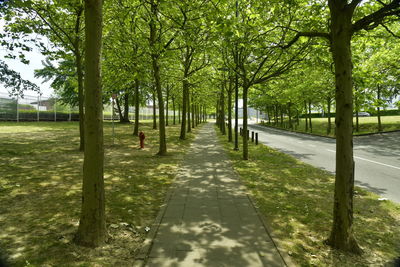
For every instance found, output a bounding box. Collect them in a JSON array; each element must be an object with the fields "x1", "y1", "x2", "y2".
[
  {"x1": 251, "y1": 131, "x2": 254, "y2": 142},
  {"x1": 256, "y1": 133, "x2": 258, "y2": 145},
  {"x1": 16, "y1": 95, "x2": 19, "y2": 122}
]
